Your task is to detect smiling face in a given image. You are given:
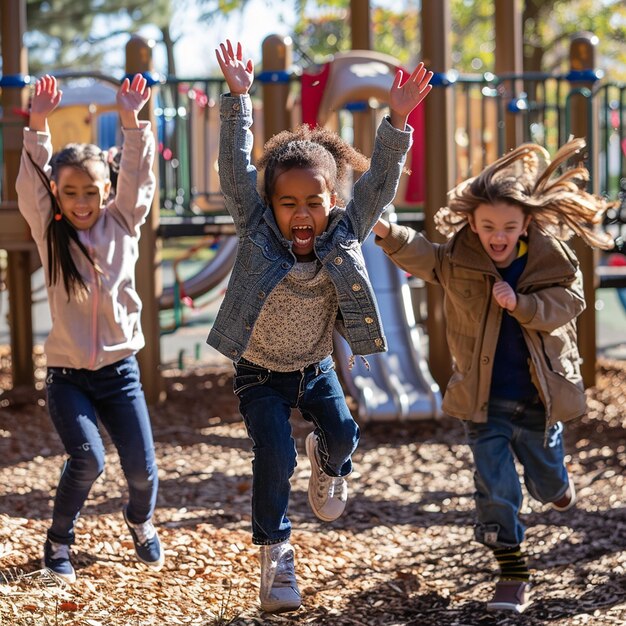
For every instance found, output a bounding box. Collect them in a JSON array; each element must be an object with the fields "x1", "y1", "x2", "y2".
[
  {"x1": 51, "y1": 165, "x2": 111, "y2": 230},
  {"x1": 270, "y1": 167, "x2": 336, "y2": 261},
  {"x1": 469, "y1": 201, "x2": 532, "y2": 267}
]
